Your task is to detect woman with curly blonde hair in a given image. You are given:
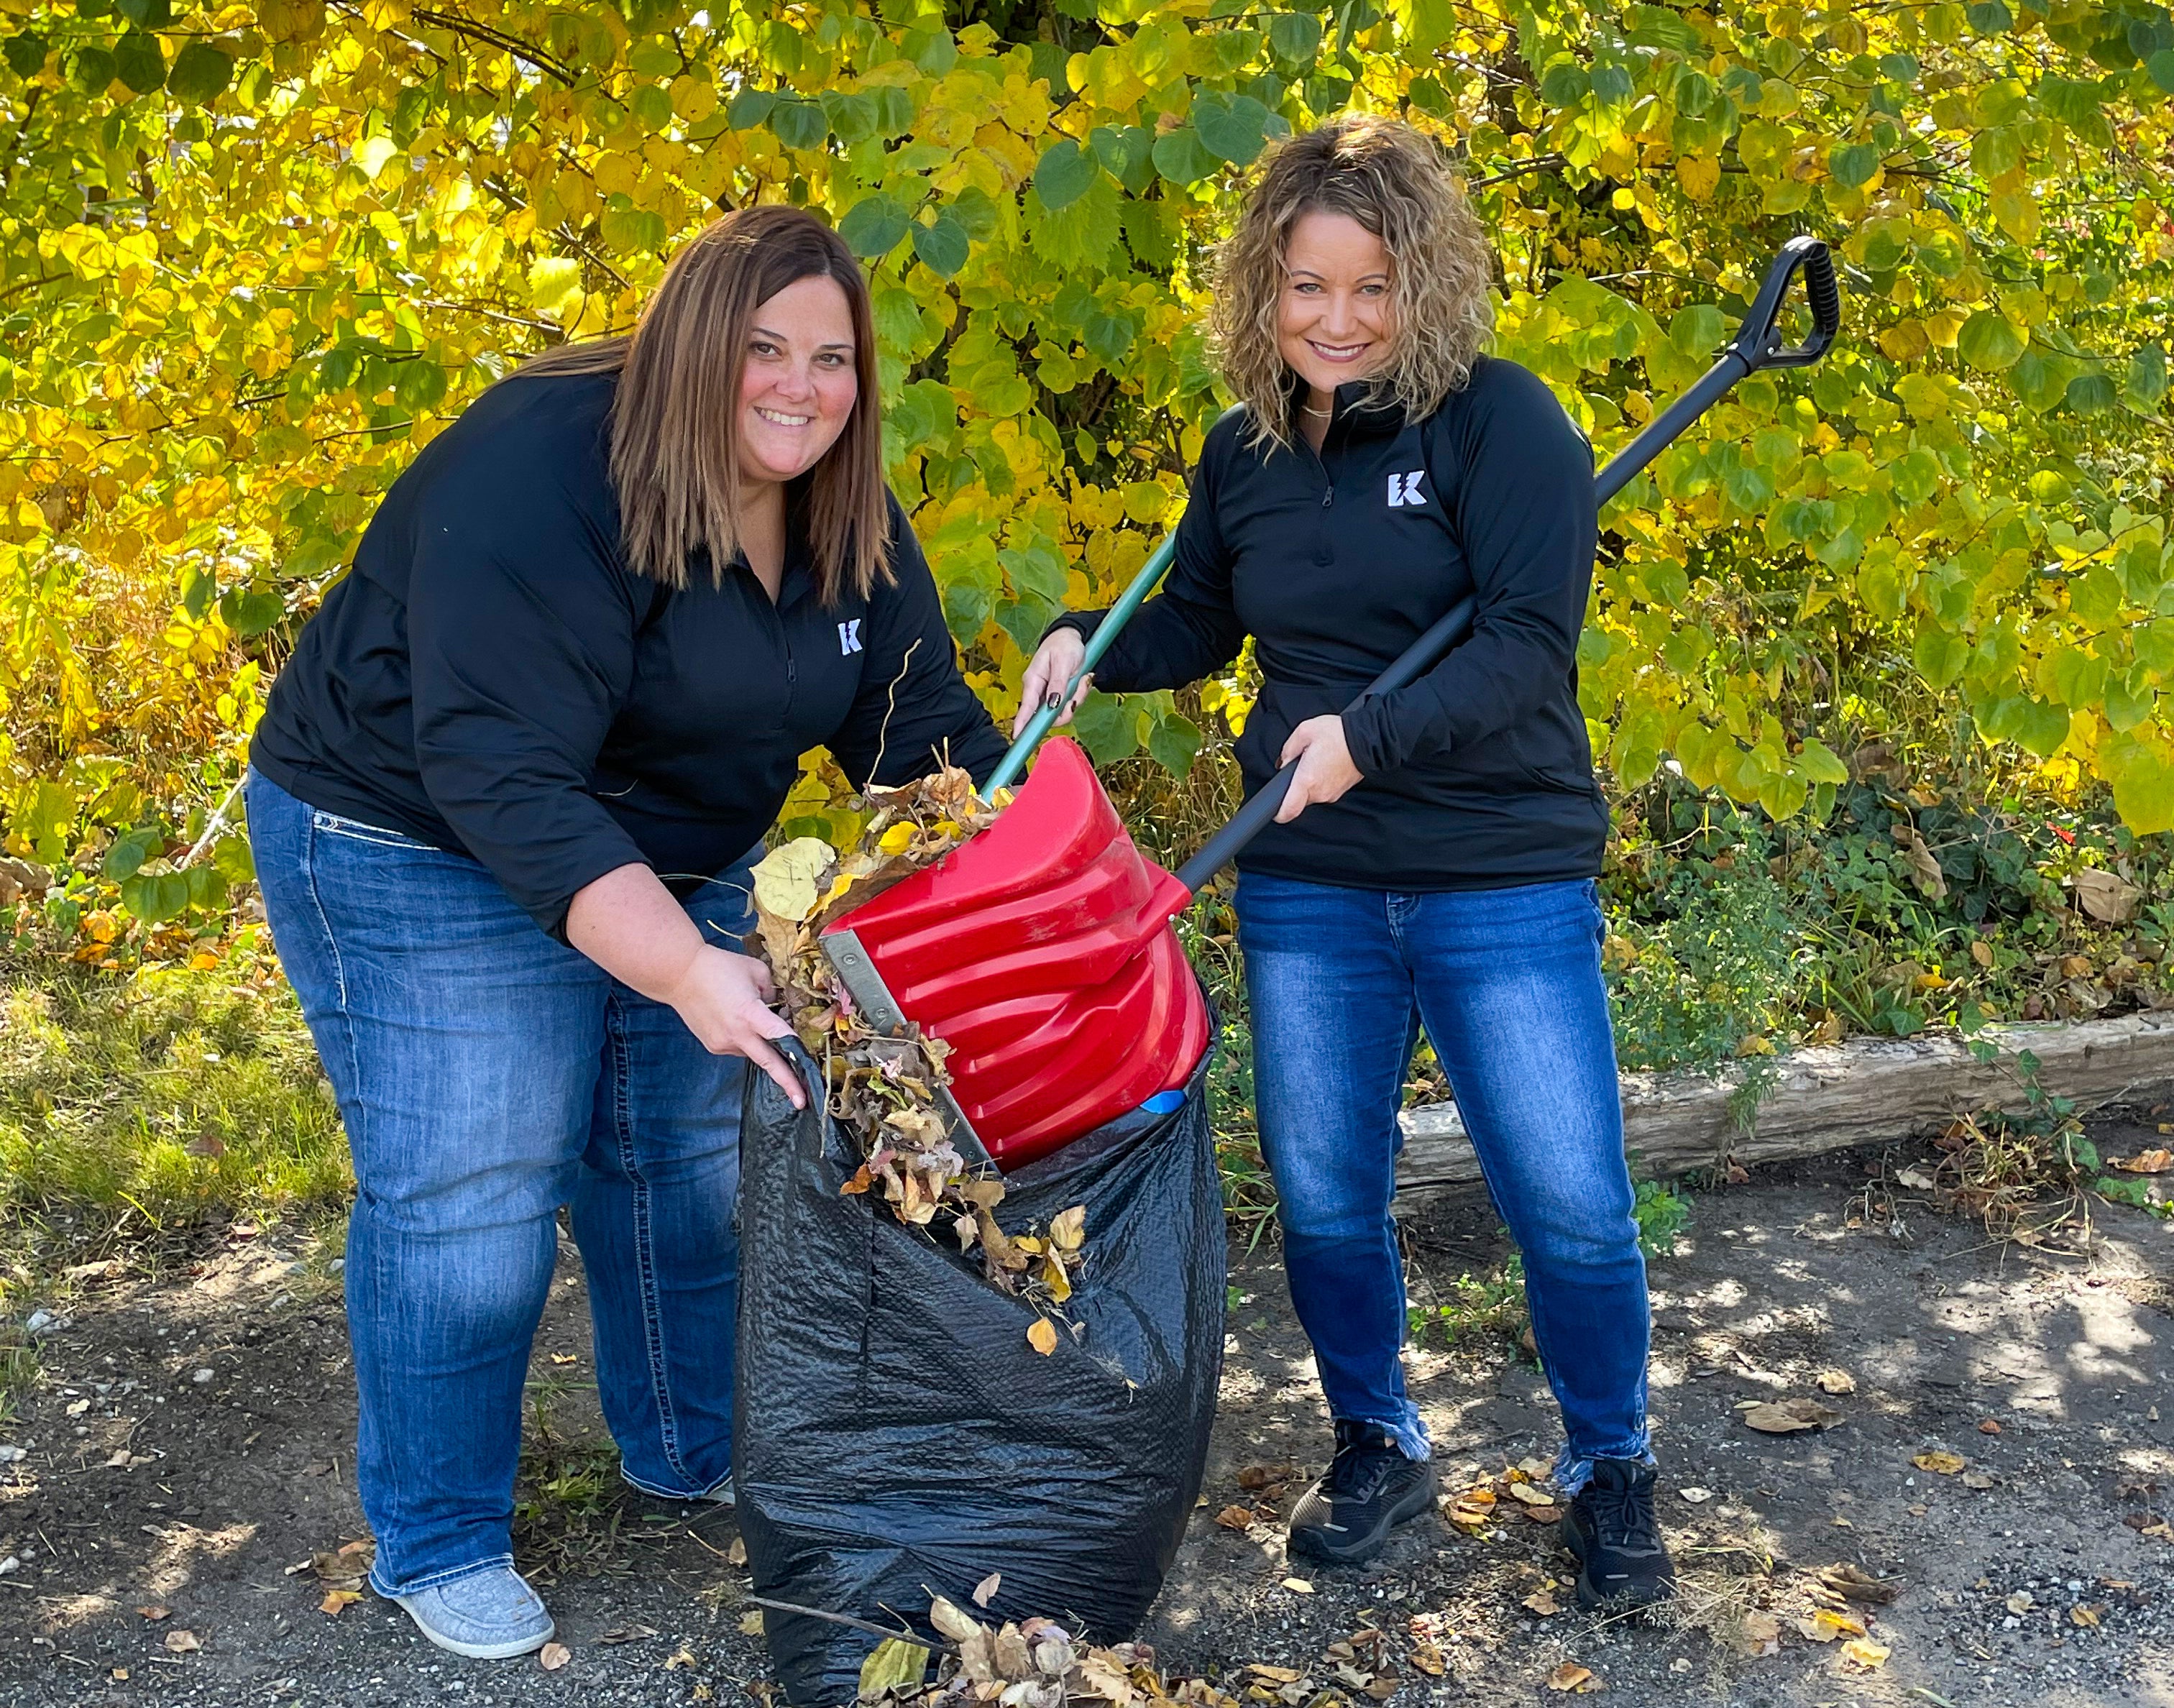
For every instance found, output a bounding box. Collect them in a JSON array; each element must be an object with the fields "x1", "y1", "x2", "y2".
[{"x1": 1020, "y1": 116, "x2": 1670, "y2": 1602}]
